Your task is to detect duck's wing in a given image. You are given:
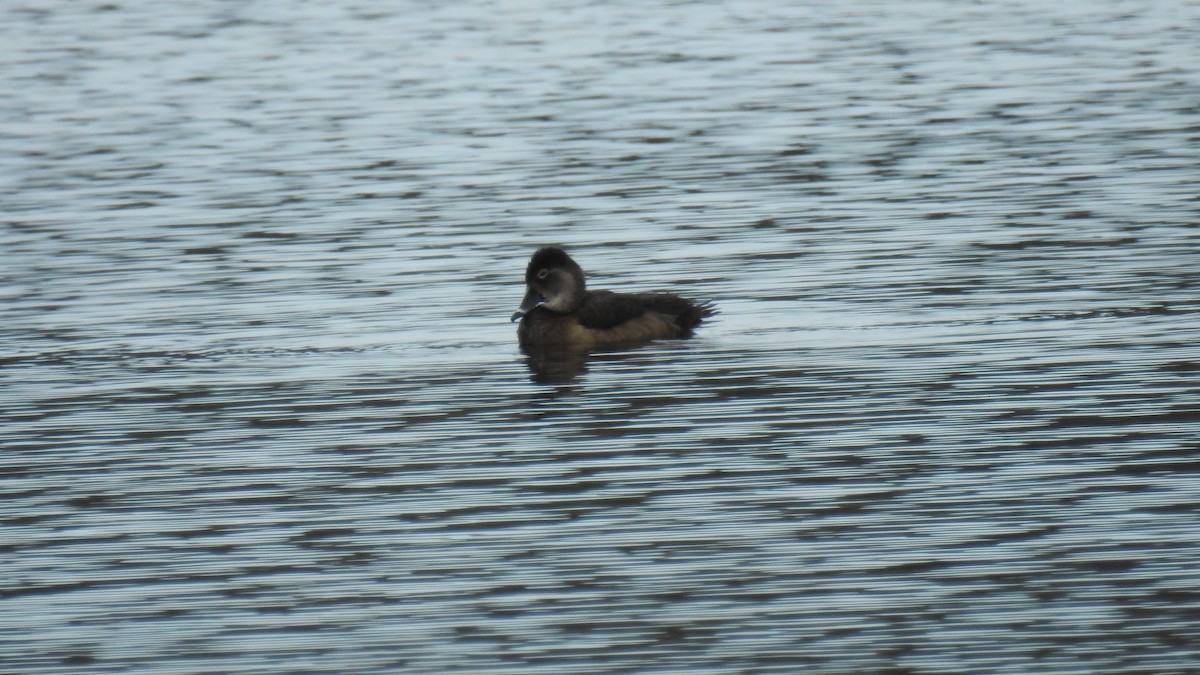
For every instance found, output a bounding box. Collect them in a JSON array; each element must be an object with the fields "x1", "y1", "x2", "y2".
[
  {"x1": 575, "y1": 291, "x2": 647, "y2": 330},
  {"x1": 631, "y1": 293, "x2": 707, "y2": 319},
  {"x1": 577, "y1": 291, "x2": 716, "y2": 333},
  {"x1": 633, "y1": 293, "x2": 717, "y2": 336}
]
